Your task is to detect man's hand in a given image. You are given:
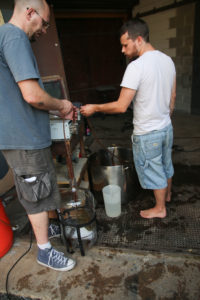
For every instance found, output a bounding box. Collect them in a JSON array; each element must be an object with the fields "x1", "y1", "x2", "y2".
[
  {"x1": 50, "y1": 102, "x2": 78, "y2": 120},
  {"x1": 80, "y1": 104, "x2": 97, "y2": 117},
  {"x1": 59, "y1": 100, "x2": 74, "y2": 119},
  {"x1": 18, "y1": 80, "x2": 76, "y2": 119}
]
